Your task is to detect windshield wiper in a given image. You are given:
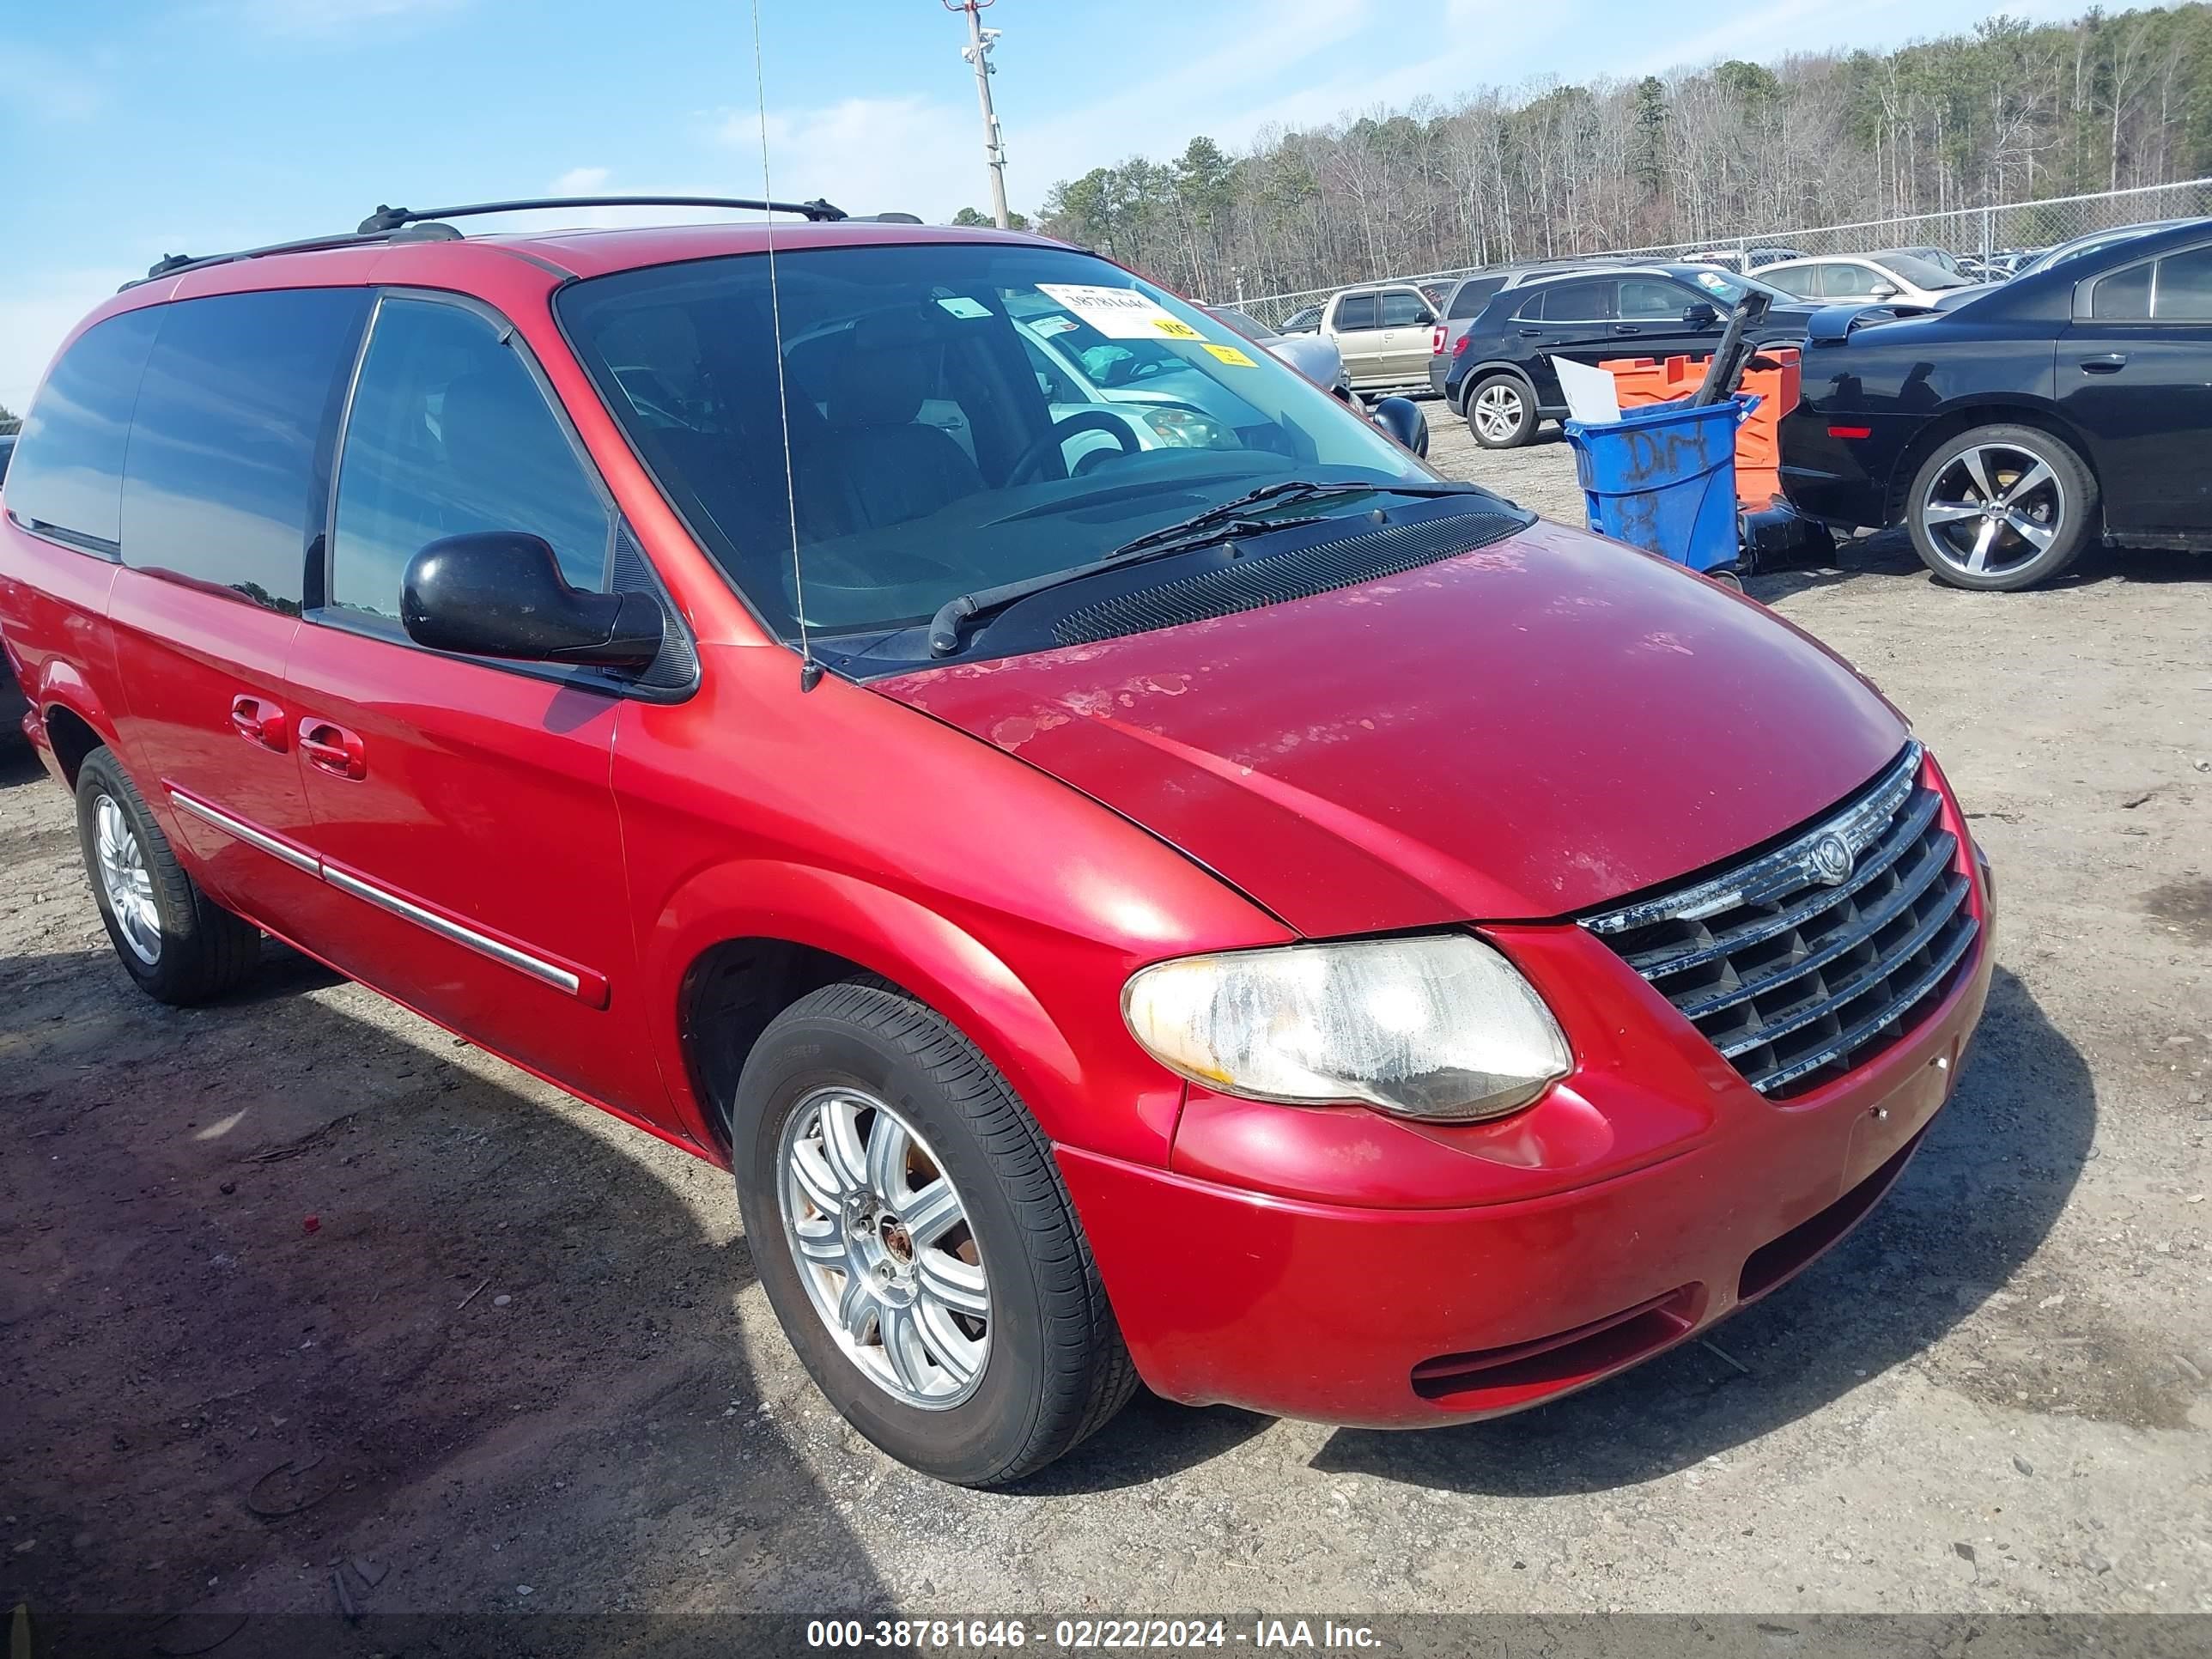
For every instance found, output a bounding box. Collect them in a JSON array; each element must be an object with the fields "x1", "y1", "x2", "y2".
[
  {"x1": 1103, "y1": 478, "x2": 1475, "y2": 562},
  {"x1": 925, "y1": 479, "x2": 1478, "y2": 658}
]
